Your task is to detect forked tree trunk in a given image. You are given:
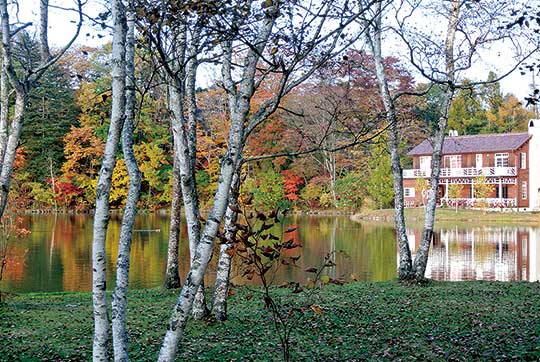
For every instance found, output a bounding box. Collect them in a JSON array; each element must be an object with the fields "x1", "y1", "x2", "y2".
[
  {"x1": 164, "y1": 151, "x2": 182, "y2": 289},
  {"x1": 92, "y1": 0, "x2": 127, "y2": 360},
  {"x1": 363, "y1": 2, "x2": 413, "y2": 279},
  {"x1": 111, "y1": 8, "x2": 140, "y2": 362},
  {"x1": 158, "y1": 9, "x2": 276, "y2": 359},
  {"x1": 412, "y1": 0, "x2": 458, "y2": 280},
  {"x1": 211, "y1": 165, "x2": 241, "y2": 321}
]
